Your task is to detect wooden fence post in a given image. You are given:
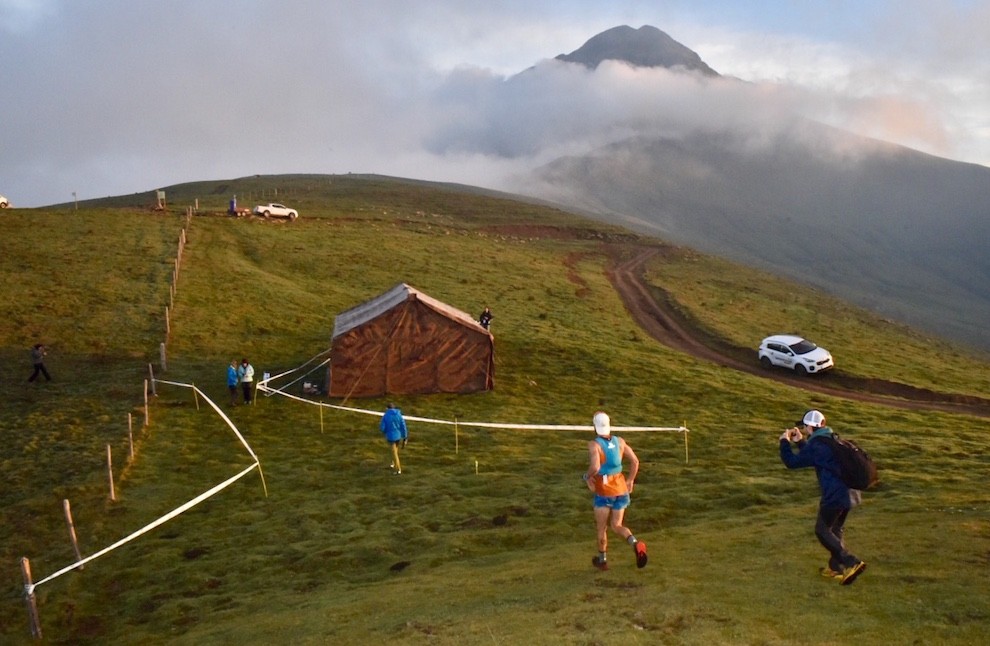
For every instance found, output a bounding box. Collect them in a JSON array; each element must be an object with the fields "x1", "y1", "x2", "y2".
[
  {"x1": 63, "y1": 499, "x2": 84, "y2": 568},
  {"x1": 144, "y1": 379, "x2": 150, "y2": 427},
  {"x1": 684, "y1": 425, "x2": 690, "y2": 464},
  {"x1": 165, "y1": 306, "x2": 170, "y2": 336},
  {"x1": 20, "y1": 557, "x2": 42, "y2": 639},
  {"x1": 148, "y1": 363, "x2": 156, "y2": 396},
  {"x1": 107, "y1": 444, "x2": 116, "y2": 502},
  {"x1": 159, "y1": 342, "x2": 167, "y2": 372}
]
